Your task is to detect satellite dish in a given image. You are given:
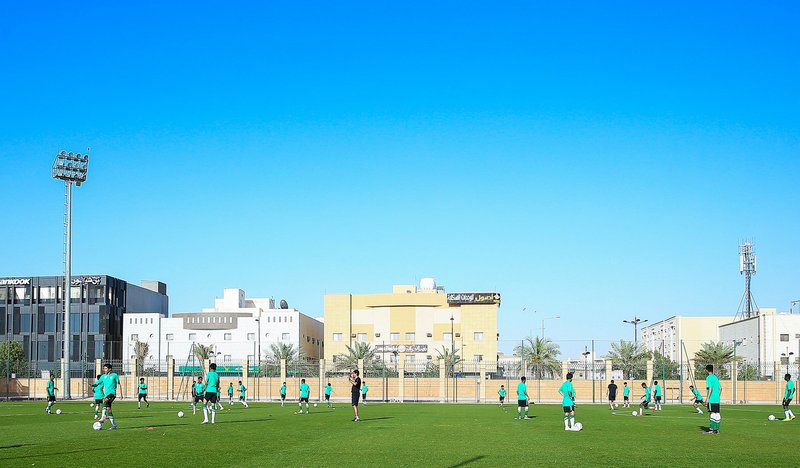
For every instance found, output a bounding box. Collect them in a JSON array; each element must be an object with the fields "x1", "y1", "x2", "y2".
[{"x1": 279, "y1": 299, "x2": 288, "y2": 309}]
